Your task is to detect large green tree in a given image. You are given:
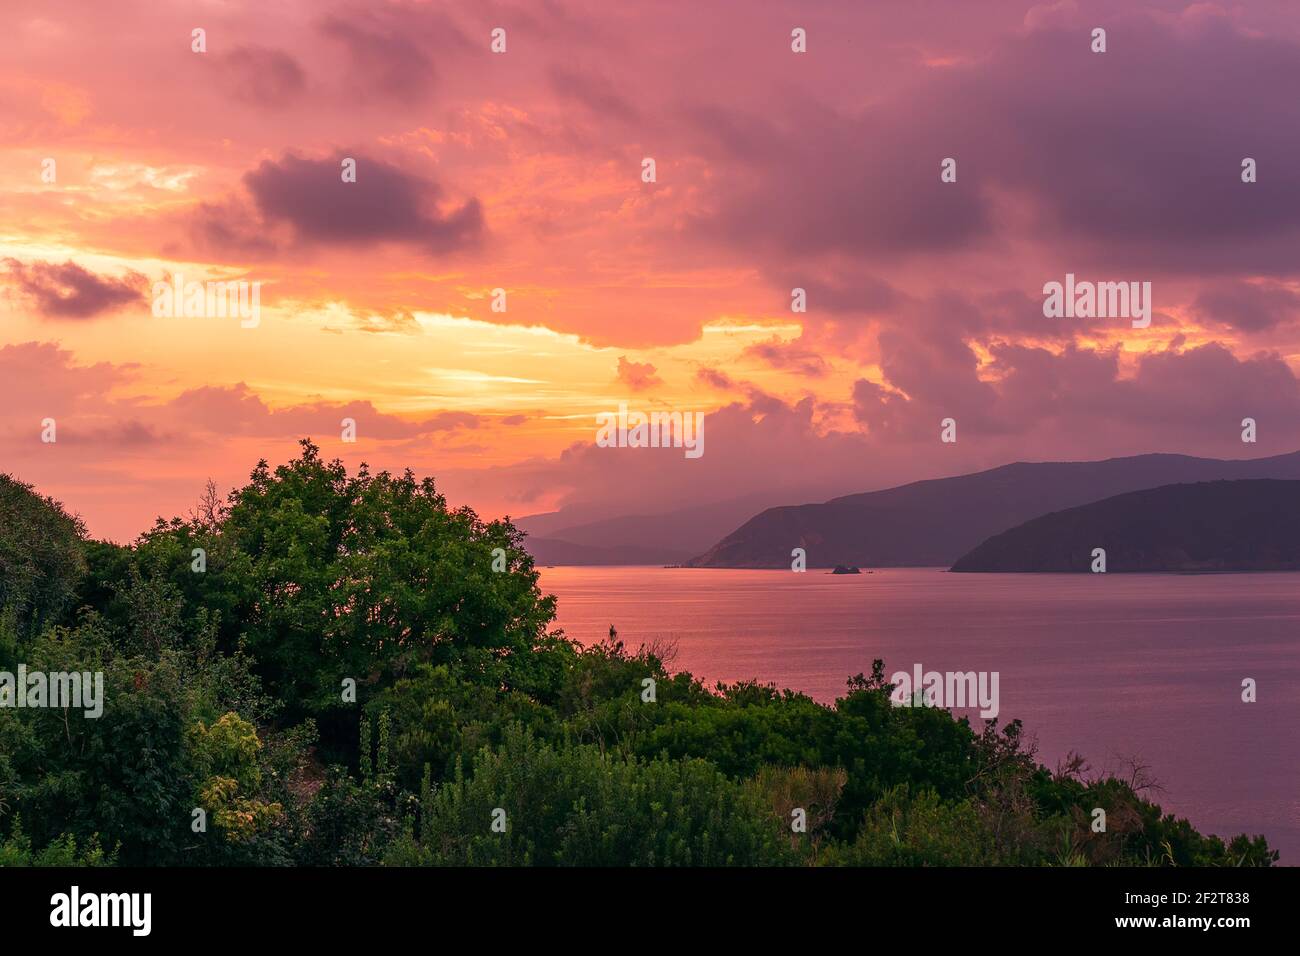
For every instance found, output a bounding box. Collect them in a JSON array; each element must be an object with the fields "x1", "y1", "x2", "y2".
[{"x1": 132, "y1": 440, "x2": 564, "y2": 722}]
